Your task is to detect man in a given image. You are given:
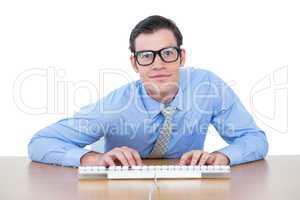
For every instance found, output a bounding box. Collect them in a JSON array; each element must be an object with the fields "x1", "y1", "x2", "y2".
[{"x1": 28, "y1": 15, "x2": 268, "y2": 167}]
